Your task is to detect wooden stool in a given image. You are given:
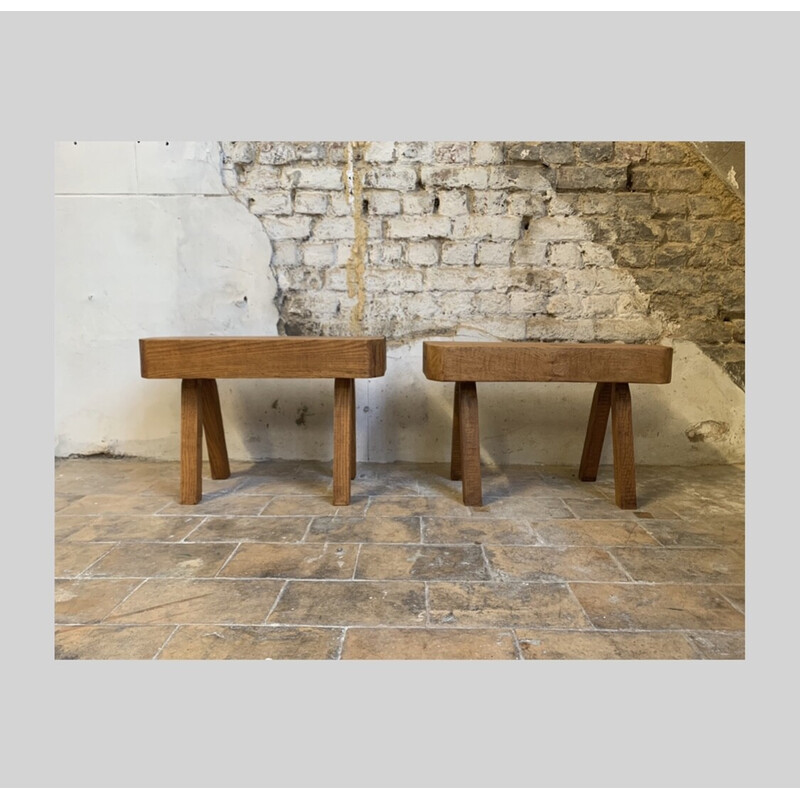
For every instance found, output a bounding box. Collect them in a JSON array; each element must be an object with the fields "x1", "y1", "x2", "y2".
[
  {"x1": 139, "y1": 336, "x2": 386, "y2": 505},
  {"x1": 423, "y1": 341, "x2": 673, "y2": 509}
]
